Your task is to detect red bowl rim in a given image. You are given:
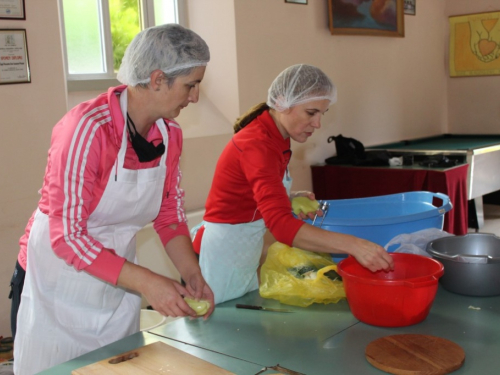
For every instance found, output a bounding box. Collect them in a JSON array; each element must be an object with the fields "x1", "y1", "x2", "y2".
[{"x1": 337, "y1": 253, "x2": 444, "y2": 287}]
